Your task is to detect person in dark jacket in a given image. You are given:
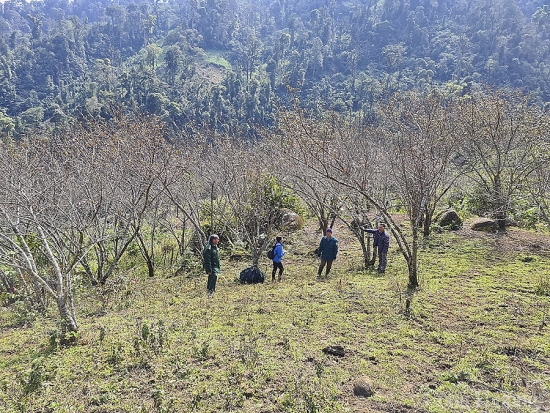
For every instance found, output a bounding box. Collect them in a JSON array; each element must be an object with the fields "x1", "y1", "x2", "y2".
[
  {"x1": 271, "y1": 236, "x2": 285, "y2": 282},
  {"x1": 317, "y1": 228, "x2": 339, "y2": 277},
  {"x1": 203, "y1": 234, "x2": 220, "y2": 297},
  {"x1": 363, "y1": 224, "x2": 390, "y2": 273}
]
